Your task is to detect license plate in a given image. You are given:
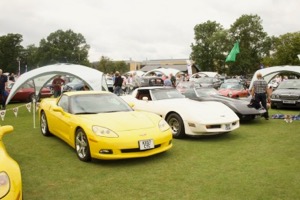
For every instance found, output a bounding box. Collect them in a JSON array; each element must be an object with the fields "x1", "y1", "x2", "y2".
[
  {"x1": 225, "y1": 124, "x2": 231, "y2": 130},
  {"x1": 283, "y1": 100, "x2": 296, "y2": 104},
  {"x1": 139, "y1": 139, "x2": 154, "y2": 150}
]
